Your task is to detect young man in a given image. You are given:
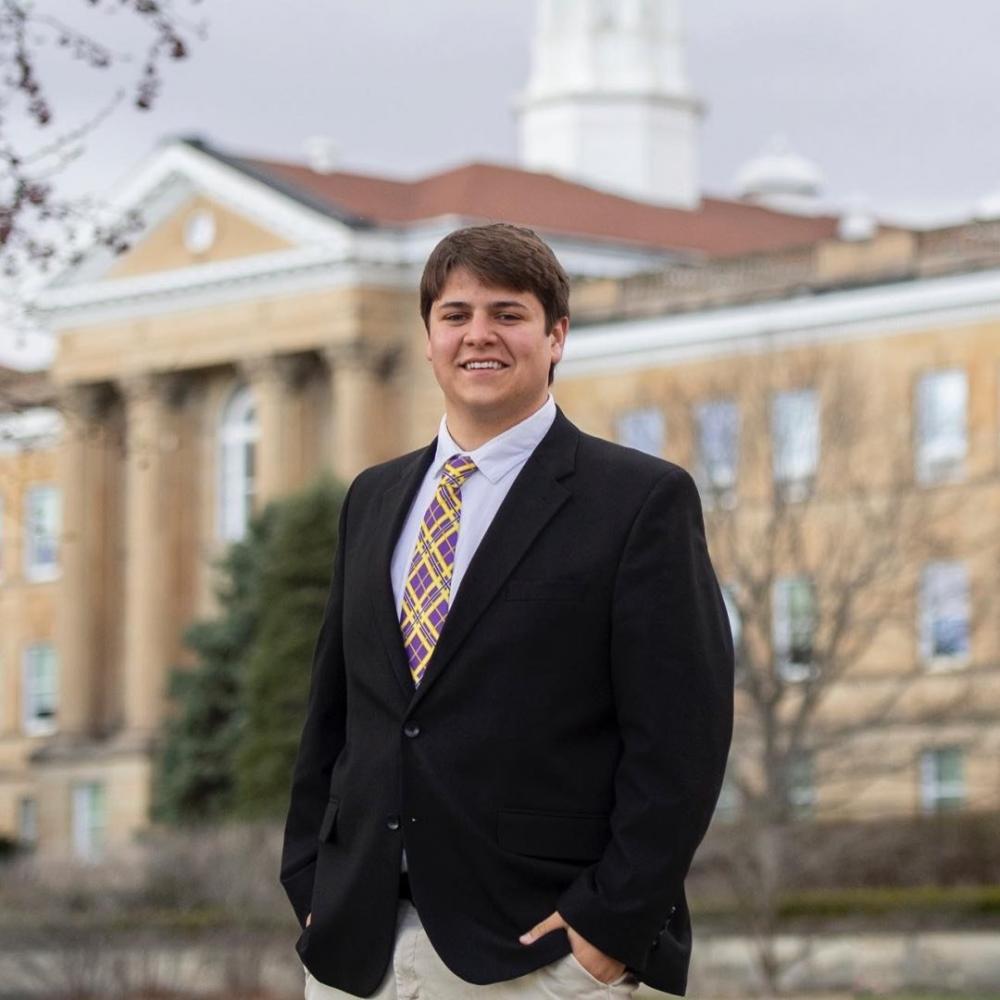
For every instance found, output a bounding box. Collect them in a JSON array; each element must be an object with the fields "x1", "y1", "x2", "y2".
[{"x1": 281, "y1": 223, "x2": 734, "y2": 998}]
